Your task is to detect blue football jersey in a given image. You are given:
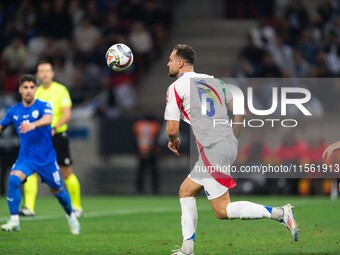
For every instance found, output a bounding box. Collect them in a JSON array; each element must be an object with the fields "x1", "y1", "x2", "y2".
[{"x1": 0, "y1": 99, "x2": 56, "y2": 164}]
